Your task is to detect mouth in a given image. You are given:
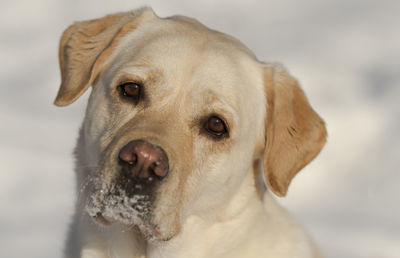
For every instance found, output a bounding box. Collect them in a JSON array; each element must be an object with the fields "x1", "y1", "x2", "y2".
[{"x1": 85, "y1": 180, "x2": 157, "y2": 238}]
